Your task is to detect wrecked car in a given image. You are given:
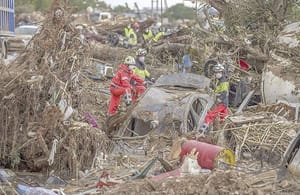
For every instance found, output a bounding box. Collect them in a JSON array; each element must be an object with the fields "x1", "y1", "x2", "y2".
[
  {"x1": 120, "y1": 73, "x2": 214, "y2": 136},
  {"x1": 1, "y1": 24, "x2": 38, "y2": 58}
]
